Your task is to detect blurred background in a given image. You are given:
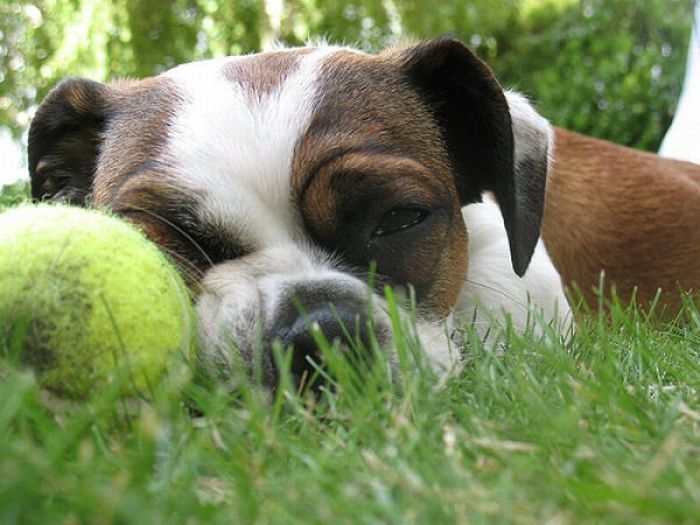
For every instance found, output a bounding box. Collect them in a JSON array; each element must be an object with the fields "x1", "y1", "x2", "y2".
[{"x1": 0, "y1": 0, "x2": 695, "y2": 188}]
